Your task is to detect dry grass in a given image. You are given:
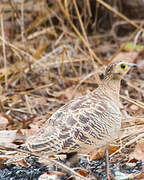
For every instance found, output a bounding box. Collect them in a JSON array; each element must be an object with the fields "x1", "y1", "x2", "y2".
[{"x1": 0, "y1": 0, "x2": 144, "y2": 179}]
